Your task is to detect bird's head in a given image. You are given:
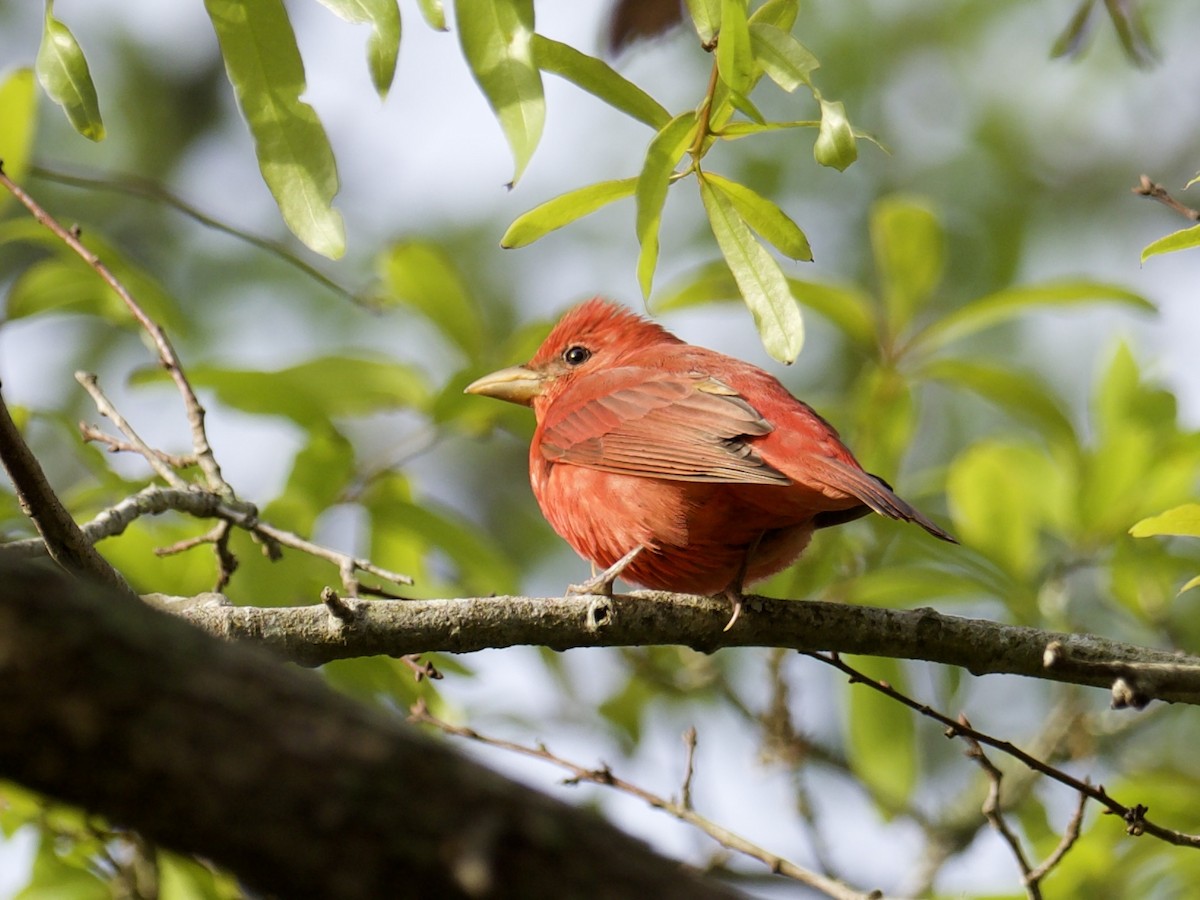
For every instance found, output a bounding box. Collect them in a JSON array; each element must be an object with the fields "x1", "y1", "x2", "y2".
[{"x1": 465, "y1": 298, "x2": 681, "y2": 408}]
